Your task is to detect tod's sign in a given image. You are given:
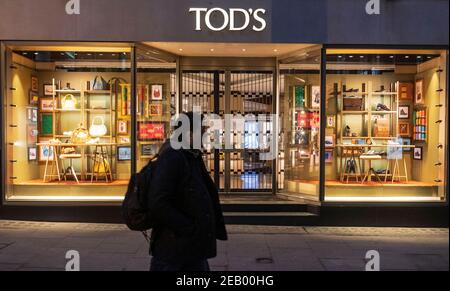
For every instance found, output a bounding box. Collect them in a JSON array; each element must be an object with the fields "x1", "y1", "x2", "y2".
[{"x1": 189, "y1": 8, "x2": 267, "y2": 32}]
